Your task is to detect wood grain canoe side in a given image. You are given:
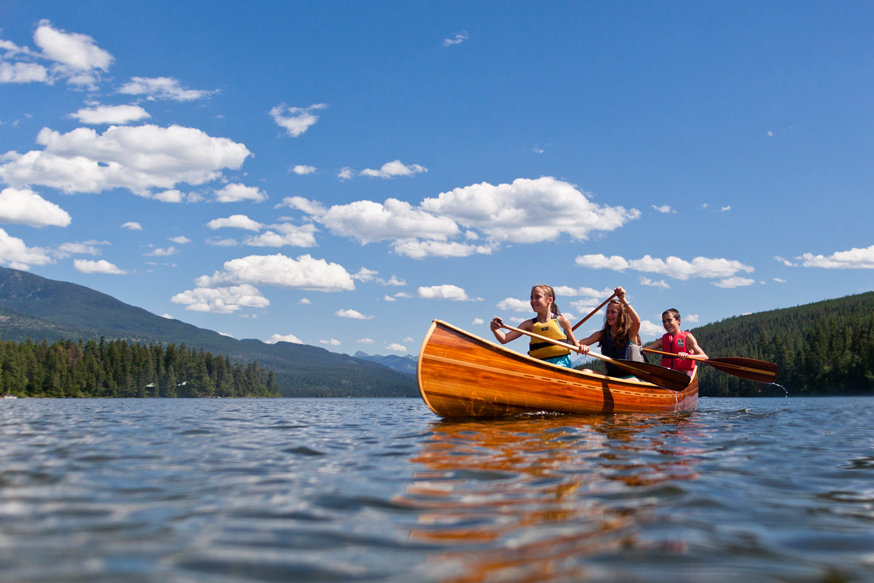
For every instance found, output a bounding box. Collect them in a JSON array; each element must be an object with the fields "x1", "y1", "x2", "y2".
[{"x1": 417, "y1": 320, "x2": 698, "y2": 418}]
